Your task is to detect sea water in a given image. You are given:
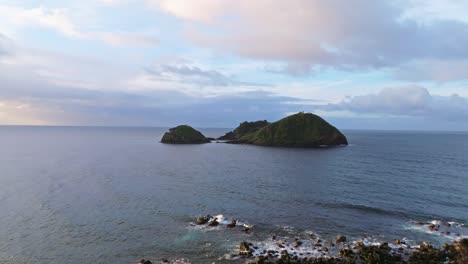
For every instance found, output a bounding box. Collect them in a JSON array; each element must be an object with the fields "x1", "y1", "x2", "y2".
[{"x1": 0, "y1": 127, "x2": 467, "y2": 263}]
